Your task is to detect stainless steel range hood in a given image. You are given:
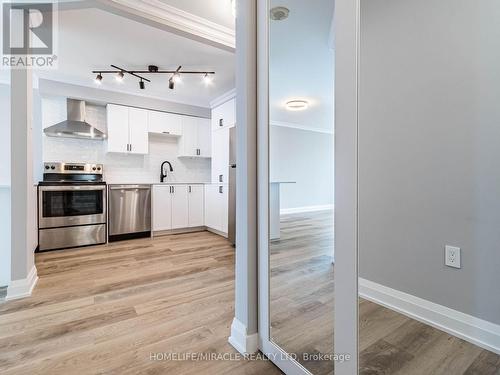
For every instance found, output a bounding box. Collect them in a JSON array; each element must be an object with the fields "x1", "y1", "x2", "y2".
[{"x1": 44, "y1": 99, "x2": 106, "y2": 140}]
